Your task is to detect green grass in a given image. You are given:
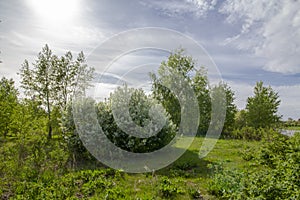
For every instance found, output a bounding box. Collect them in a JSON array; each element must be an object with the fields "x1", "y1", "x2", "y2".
[{"x1": 96, "y1": 137, "x2": 262, "y2": 199}]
